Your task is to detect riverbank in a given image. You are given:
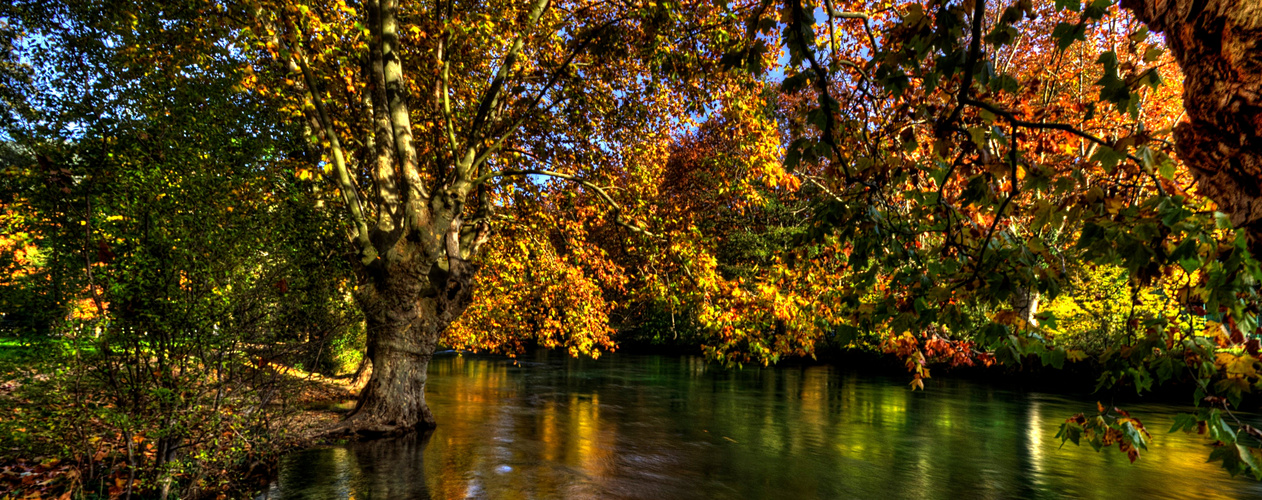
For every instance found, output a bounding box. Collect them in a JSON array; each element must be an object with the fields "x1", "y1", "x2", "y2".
[{"x1": 0, "y1": 346, "x2": 365, "y2": 500}]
